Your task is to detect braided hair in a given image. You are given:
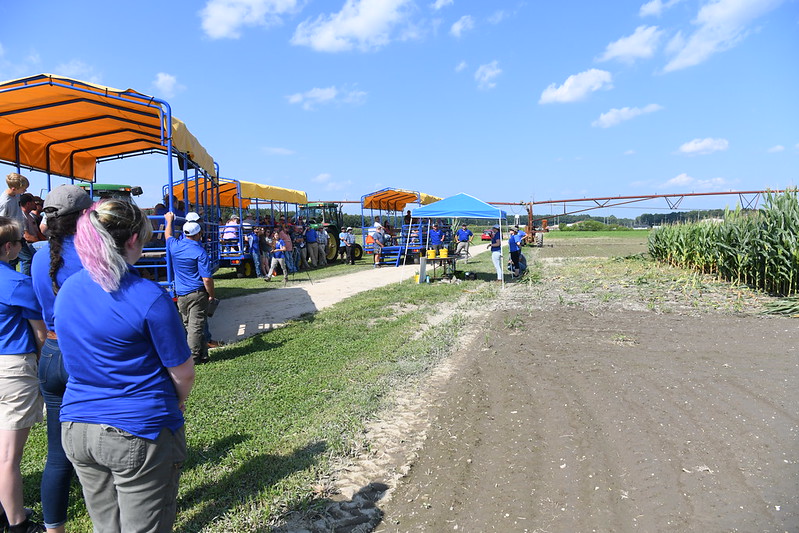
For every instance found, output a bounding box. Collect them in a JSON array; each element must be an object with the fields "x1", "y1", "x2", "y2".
[{"x1": 46, "y1": 210, "x2": 82, "y2": 295}]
